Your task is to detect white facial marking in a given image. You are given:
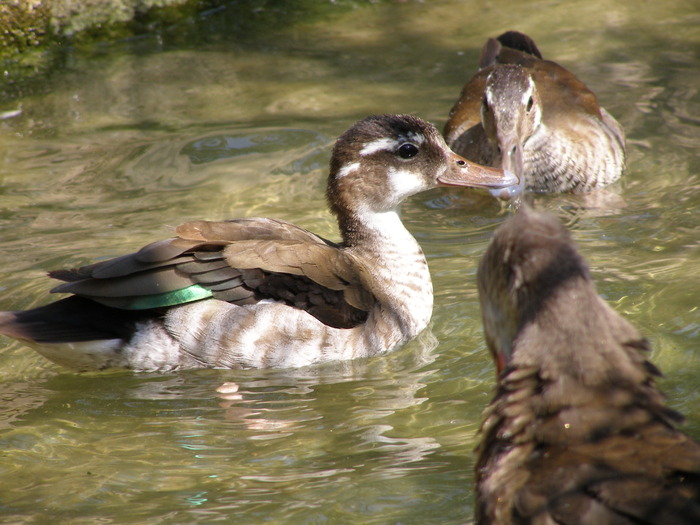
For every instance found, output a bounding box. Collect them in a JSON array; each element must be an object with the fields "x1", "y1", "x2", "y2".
[
  {"x1": 360, "y1": 137, "x2": 399, "y2": 156},
  {"x1": 336, "y1": 161, "x2": 360, "y2": 179},
  {"x1": 406, "y1": 131, "x2": 425, "y2": 145},
  {"x1": 387, "y1": 166, "x2": 427, "y2": 199}
]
